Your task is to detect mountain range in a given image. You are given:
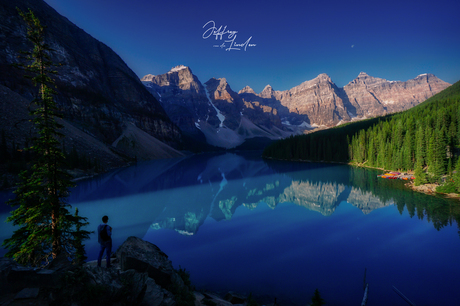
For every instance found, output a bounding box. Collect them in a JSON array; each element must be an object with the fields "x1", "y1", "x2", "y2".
[
  {"x1": 0, "y1": 0, "x2": 452, "y2": 166},
  {"x1": 141, "y1": 66, "x2": 291, "y2": 149},
  {"x1": 142, "y1": 67, "x2": 450, "y2": 149}
]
